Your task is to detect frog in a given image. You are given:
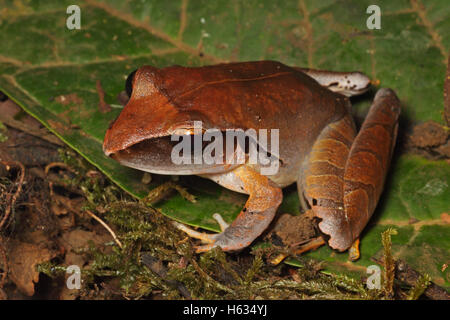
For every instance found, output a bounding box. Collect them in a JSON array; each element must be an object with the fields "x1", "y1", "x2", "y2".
[{"x1": 103, "y1": 60, "x2": 400, "y2": 256}]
